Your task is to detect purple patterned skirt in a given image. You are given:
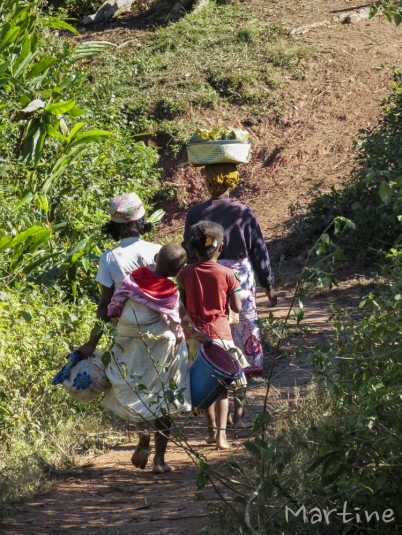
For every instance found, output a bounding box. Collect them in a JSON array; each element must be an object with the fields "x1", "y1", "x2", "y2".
[{"x1": 218, "y1": 257, "x2": 264, "y2": 375}]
